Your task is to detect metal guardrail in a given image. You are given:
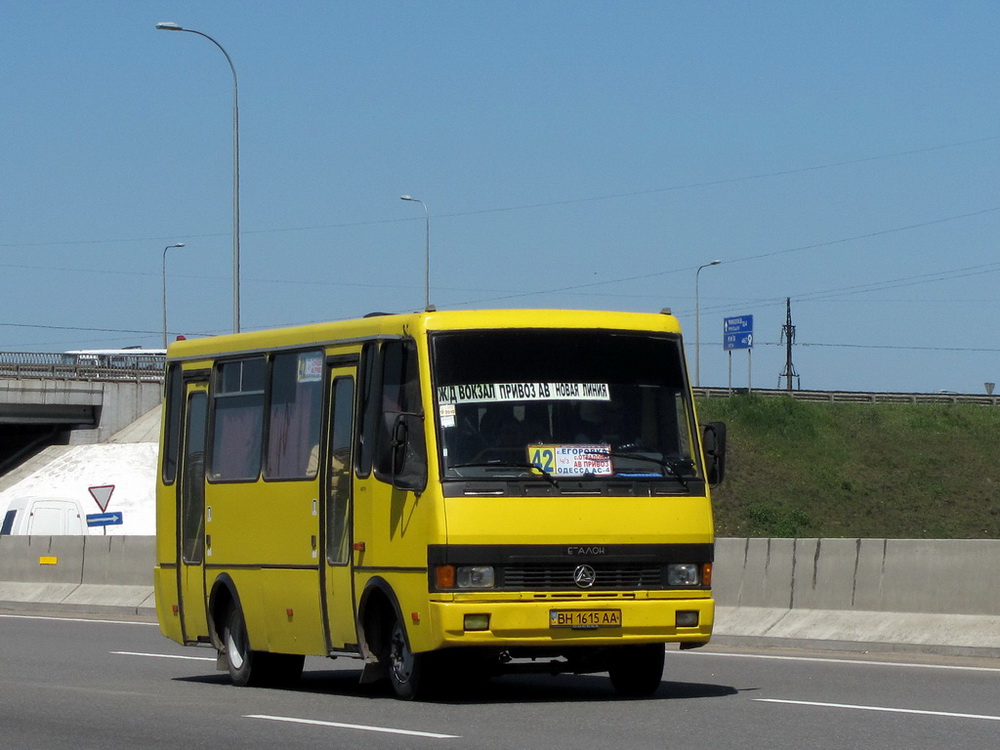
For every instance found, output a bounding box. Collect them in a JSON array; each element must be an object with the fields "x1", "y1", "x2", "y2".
[
  {"x1": 0, "y1": 352, "x2": 992, "y2": 402},
  {"x1": 0, "y1": 352, "x2": 165, "y2": 383},
  {"x1": 694, "y1": 386, "x2": 1000, "y2": 406}
]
